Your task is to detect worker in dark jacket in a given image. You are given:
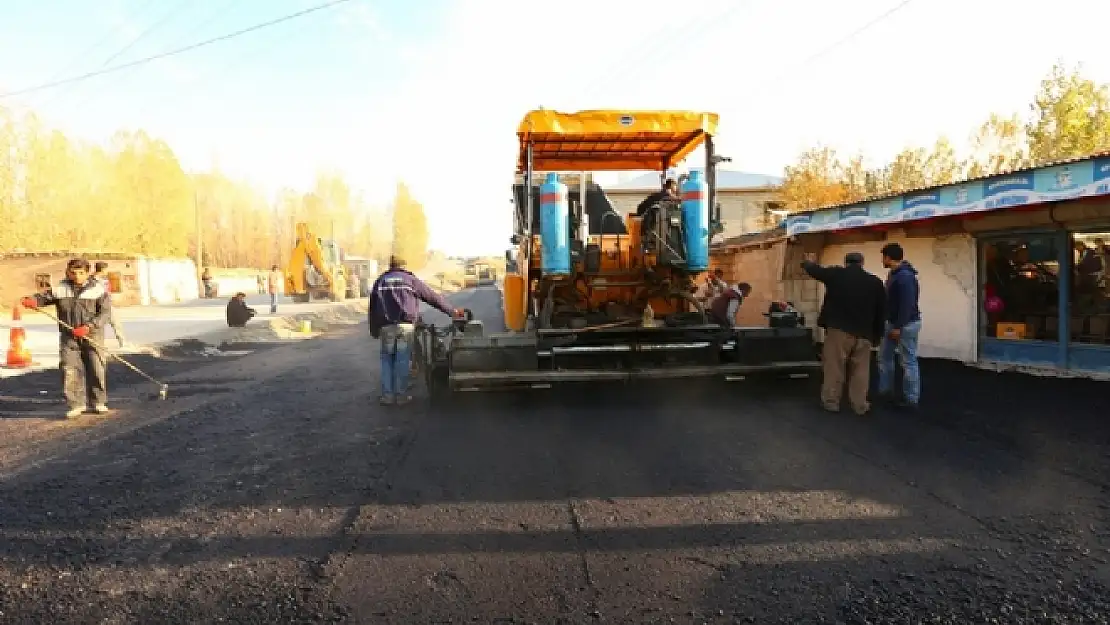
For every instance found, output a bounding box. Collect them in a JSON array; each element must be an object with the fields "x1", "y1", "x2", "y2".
[
  {"x1": 226, "y1": 292, "x2": 257, "y2": 328},
  {"x1": 634, "y1": 178, "x2": 679, "y2": 216},
  {"x1": 20, "y1": 258, "x2": 111, "y2": 418},
  {"x1": 369, "y1": 256, "x2": 464, "y2": 406},
  {"x1": 802, "y1": 251, "x2": 886, "y2": 415},
  {"x1": 878, "y1": 242, "x2": 923, "y2": 410}
]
